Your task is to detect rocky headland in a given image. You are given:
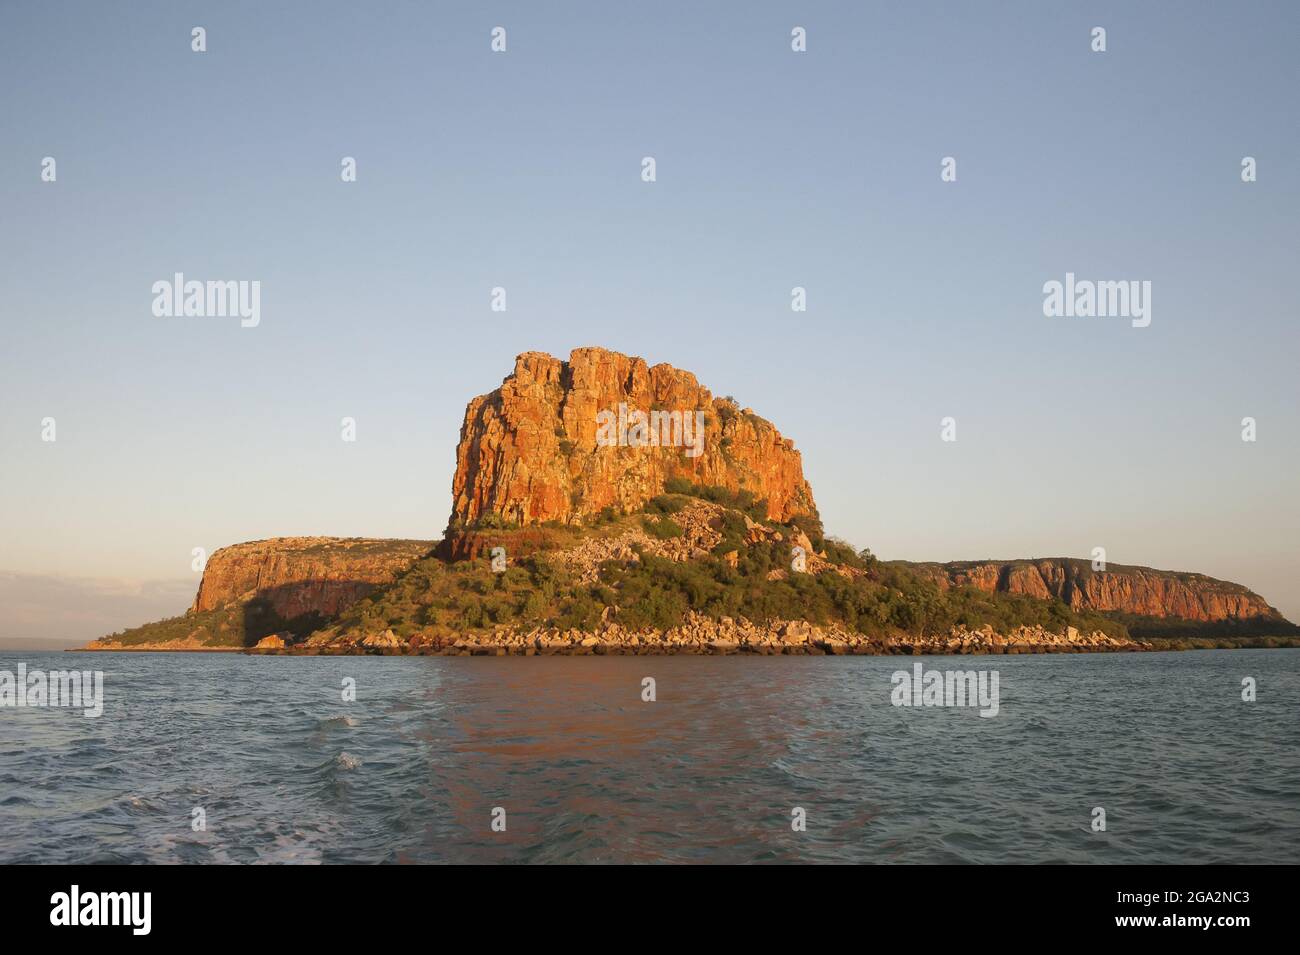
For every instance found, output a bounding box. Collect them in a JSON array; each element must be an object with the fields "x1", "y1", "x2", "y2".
[
  {"x1": 88, "y1": 347, "x2": 1297, "y2": 655},
  {"x1": 907, "y1": 558, "x2": 1274, "y2": 622}
]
